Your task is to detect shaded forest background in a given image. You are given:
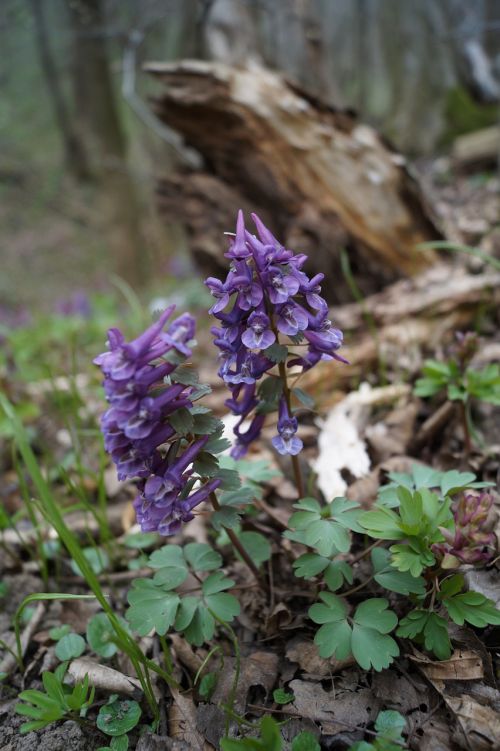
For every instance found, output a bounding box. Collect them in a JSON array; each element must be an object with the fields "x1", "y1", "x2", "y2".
[{"x1": 1, "y1": 0, "x2": 499, "y2": 310}]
